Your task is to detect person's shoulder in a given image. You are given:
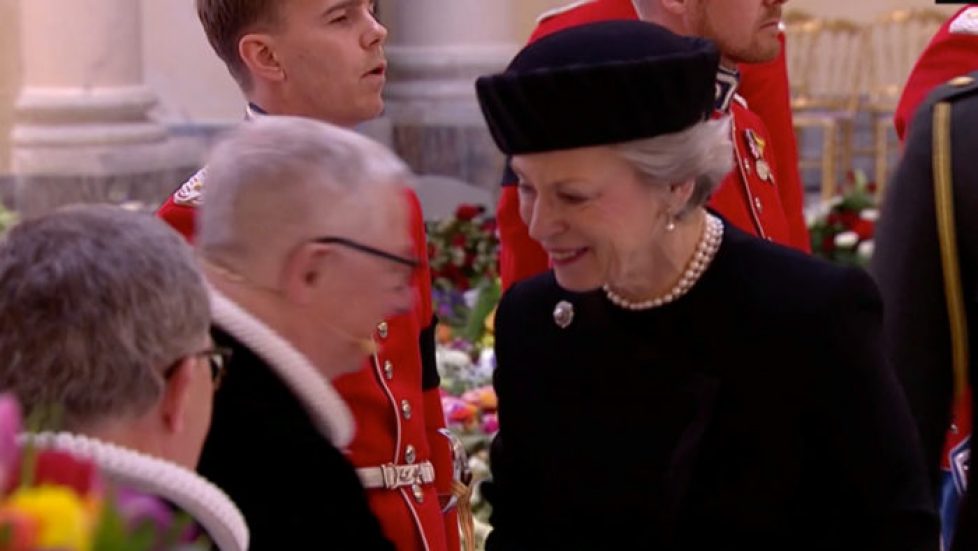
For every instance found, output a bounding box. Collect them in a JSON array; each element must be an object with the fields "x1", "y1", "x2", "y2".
[
  {"x1": 171, "y1": 167, "x2": 207, "y2": 208},
  {"x1": 718, "y1": 223, "x2": 878, "y2": 313},
  {"x1": 530, "y1": 0, "x2": 637, "y2": 42},
  {"x1": 924, "y1": 69, "x2": 978, "y2": 106},
  {"x1": 498, "y1": 271, "x2": 561, "y2": 315},
  {"x1": 948, "y1": 5, "x2": 978, "y2": 36},
  {"x1": 909, "y1": 70, "x2": 978, "y2": 136}
]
